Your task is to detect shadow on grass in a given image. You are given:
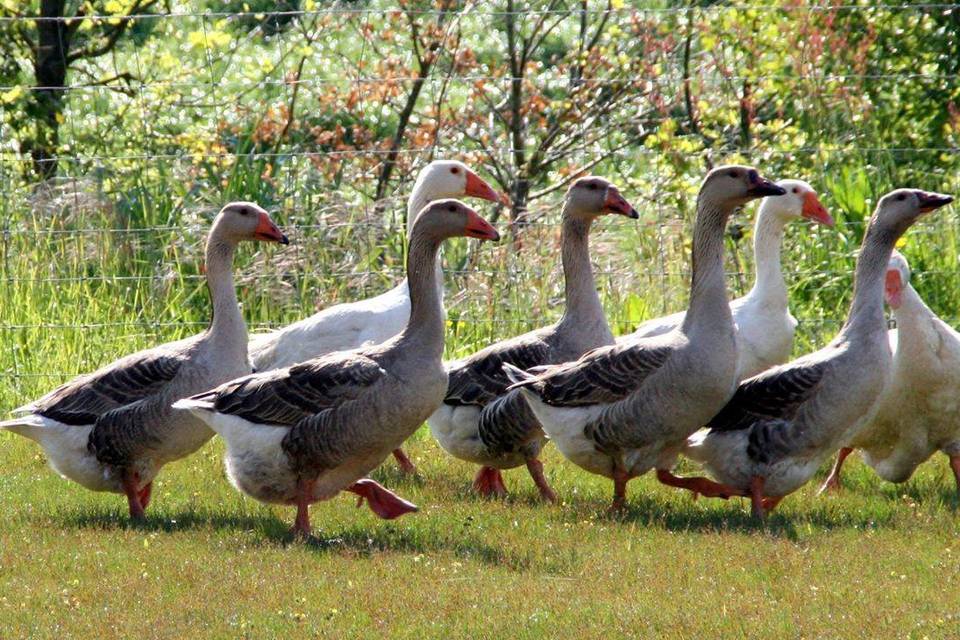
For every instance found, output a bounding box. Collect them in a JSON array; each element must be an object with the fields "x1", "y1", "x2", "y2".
[
  {"x1": 57, "y1": 502, "x2": 537, "y2": 570},
  {"x1": 560, "y1": 489, "x2": 902, "y2": 540}
]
